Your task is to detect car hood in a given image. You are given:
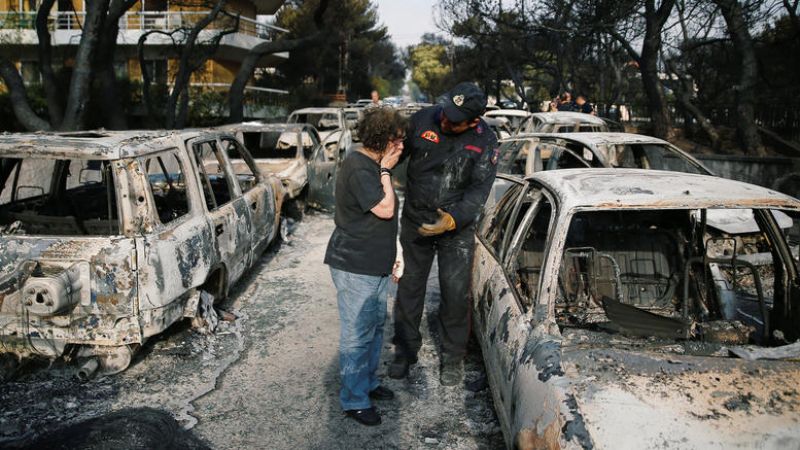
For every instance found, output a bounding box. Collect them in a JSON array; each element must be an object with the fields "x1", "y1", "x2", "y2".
[{"x1": 560, "y1": 345, "x2": 800, "y2": 449}]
